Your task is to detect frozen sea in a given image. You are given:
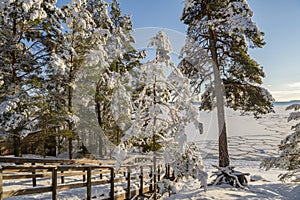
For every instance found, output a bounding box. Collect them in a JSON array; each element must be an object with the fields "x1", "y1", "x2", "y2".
[{"x1": 186, "y1": 105, "x2": 292, "y2": 160}]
